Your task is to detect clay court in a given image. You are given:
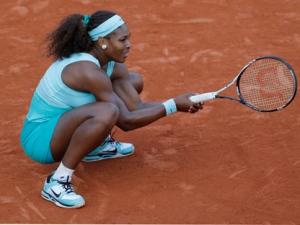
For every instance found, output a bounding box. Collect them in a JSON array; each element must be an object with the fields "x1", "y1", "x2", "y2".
[{"x1": 1, "y1": 0, "x2": 300, "y2": 224}]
